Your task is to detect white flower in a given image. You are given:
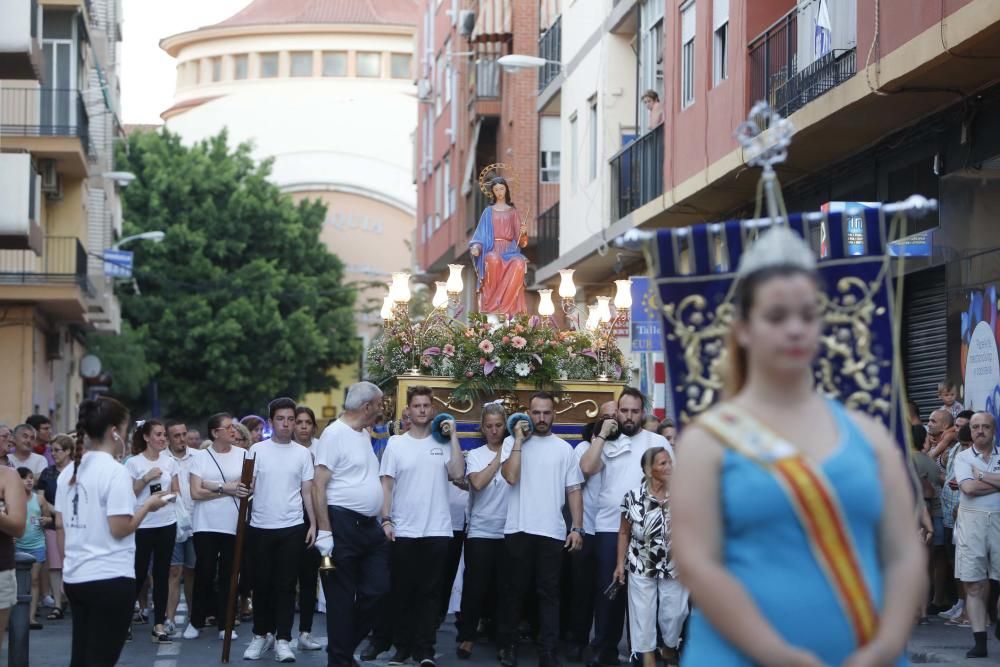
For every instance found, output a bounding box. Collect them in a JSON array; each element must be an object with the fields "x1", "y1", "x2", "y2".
[{"x1": 515, "y1": 362, "x2": 531, "y2": 377}]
